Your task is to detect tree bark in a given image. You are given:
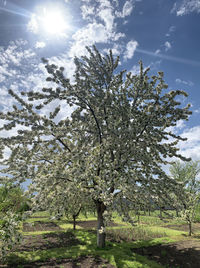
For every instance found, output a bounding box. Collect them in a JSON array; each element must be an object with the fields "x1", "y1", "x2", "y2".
[
  {"x1": 189, "y1": 221, "x2": 192, "y2": 236},
  {"x1": 72, "y1": 205, "x2": 82, "y2": 231},
  {"x1": 73, "y1": 215, "x2": 76, "y2": 230},
  {"x1": 96, "y1": 201, "x2": 106, "y2": 248}
]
